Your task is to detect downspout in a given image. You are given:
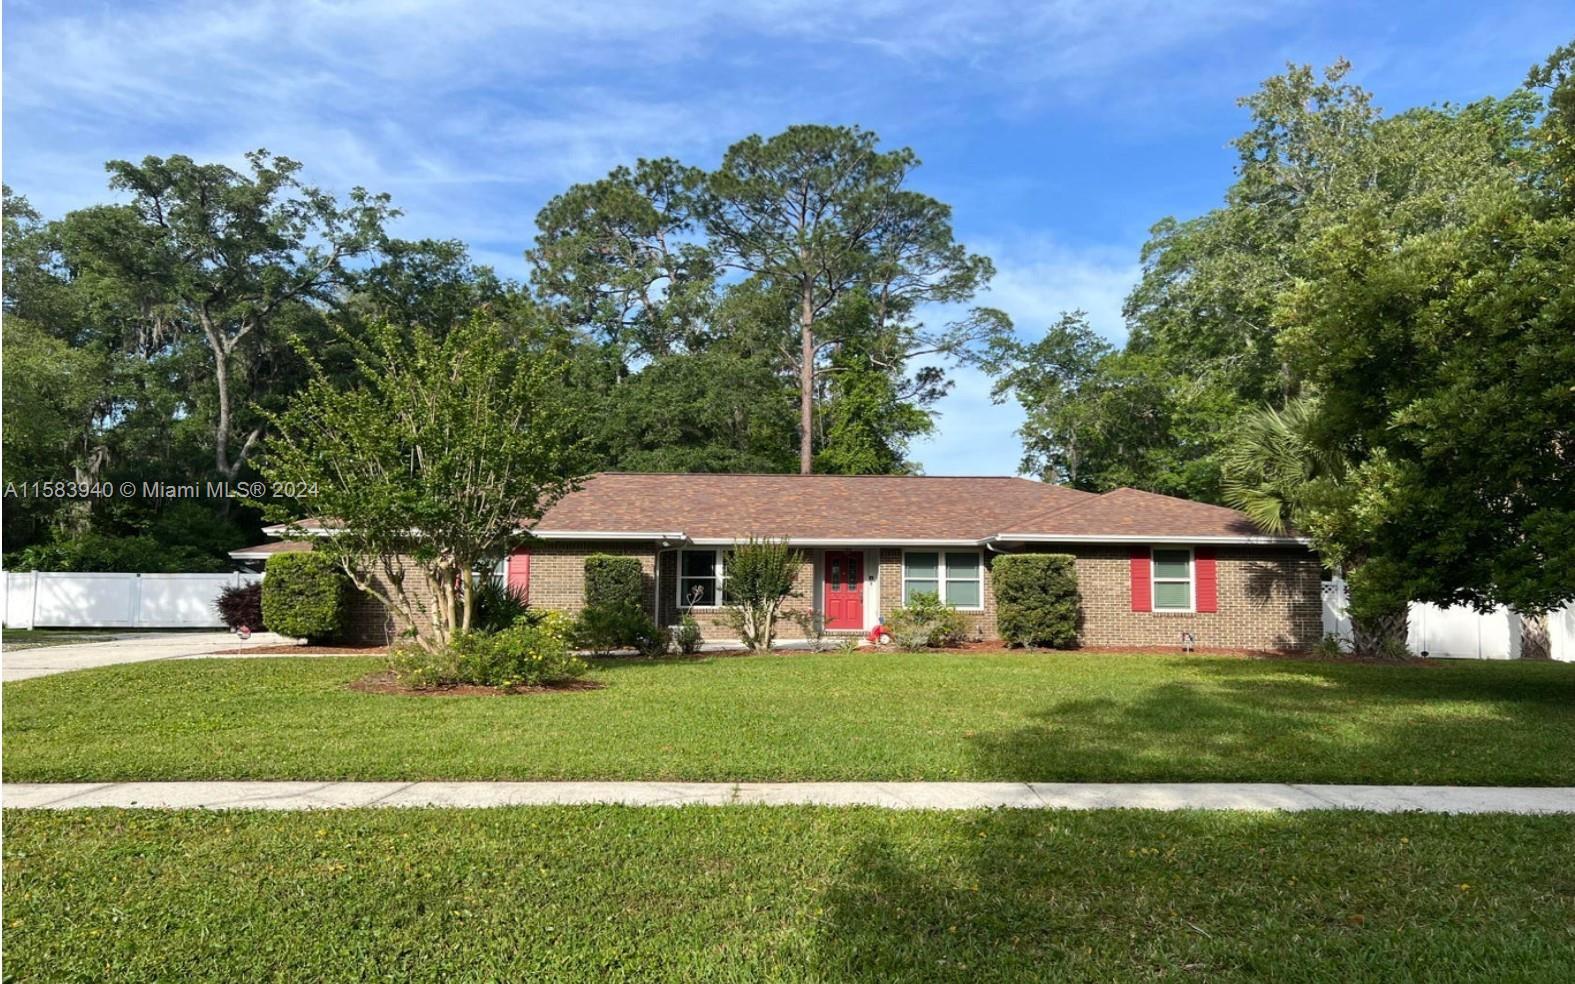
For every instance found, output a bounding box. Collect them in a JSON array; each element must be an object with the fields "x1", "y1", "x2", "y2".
[
  {"x1": 654, "y1": 537, "x2": 690, "y2": 627},
  {"x1": 654, "y1": 547, "x2": 666, "y2": 627}
]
